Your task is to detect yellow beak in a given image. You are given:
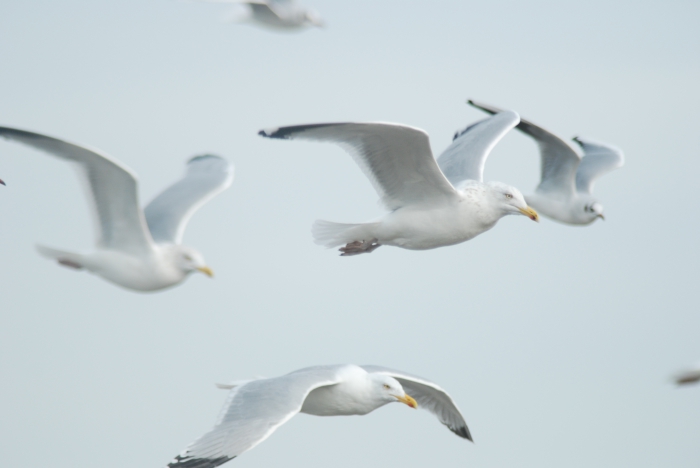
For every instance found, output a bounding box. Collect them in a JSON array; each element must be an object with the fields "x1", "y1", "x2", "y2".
[
  {"x1": 196, "y1": 266, "x2": 214, "y2": 277},
  {"x1": 395, "y1": 393, "x2": 418, "y2": 409},
  {"x1": 518, "y1": 206, "x2": 539, "y2": 222}
]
